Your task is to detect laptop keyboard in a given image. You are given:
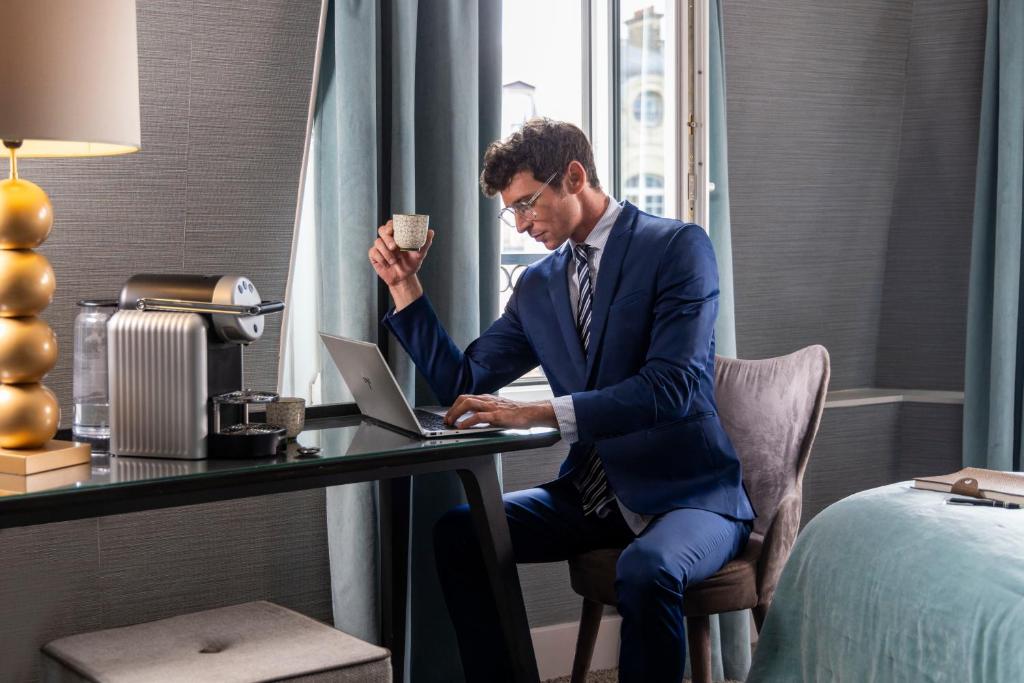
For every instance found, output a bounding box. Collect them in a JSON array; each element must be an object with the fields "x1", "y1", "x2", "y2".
[{"x1": 414, "y1": 409, "x2": 450, "y2": 431}]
